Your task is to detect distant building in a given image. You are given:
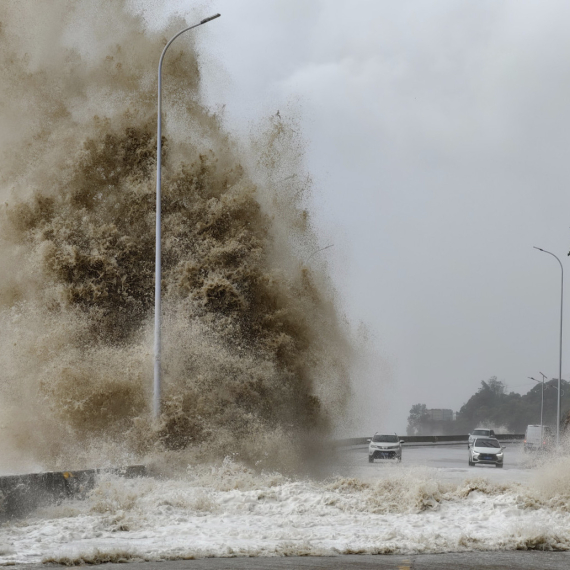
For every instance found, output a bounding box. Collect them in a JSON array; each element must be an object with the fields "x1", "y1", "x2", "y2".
[{"x1": 425, "y1": 408, "x2": 453, "y2": 422}]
